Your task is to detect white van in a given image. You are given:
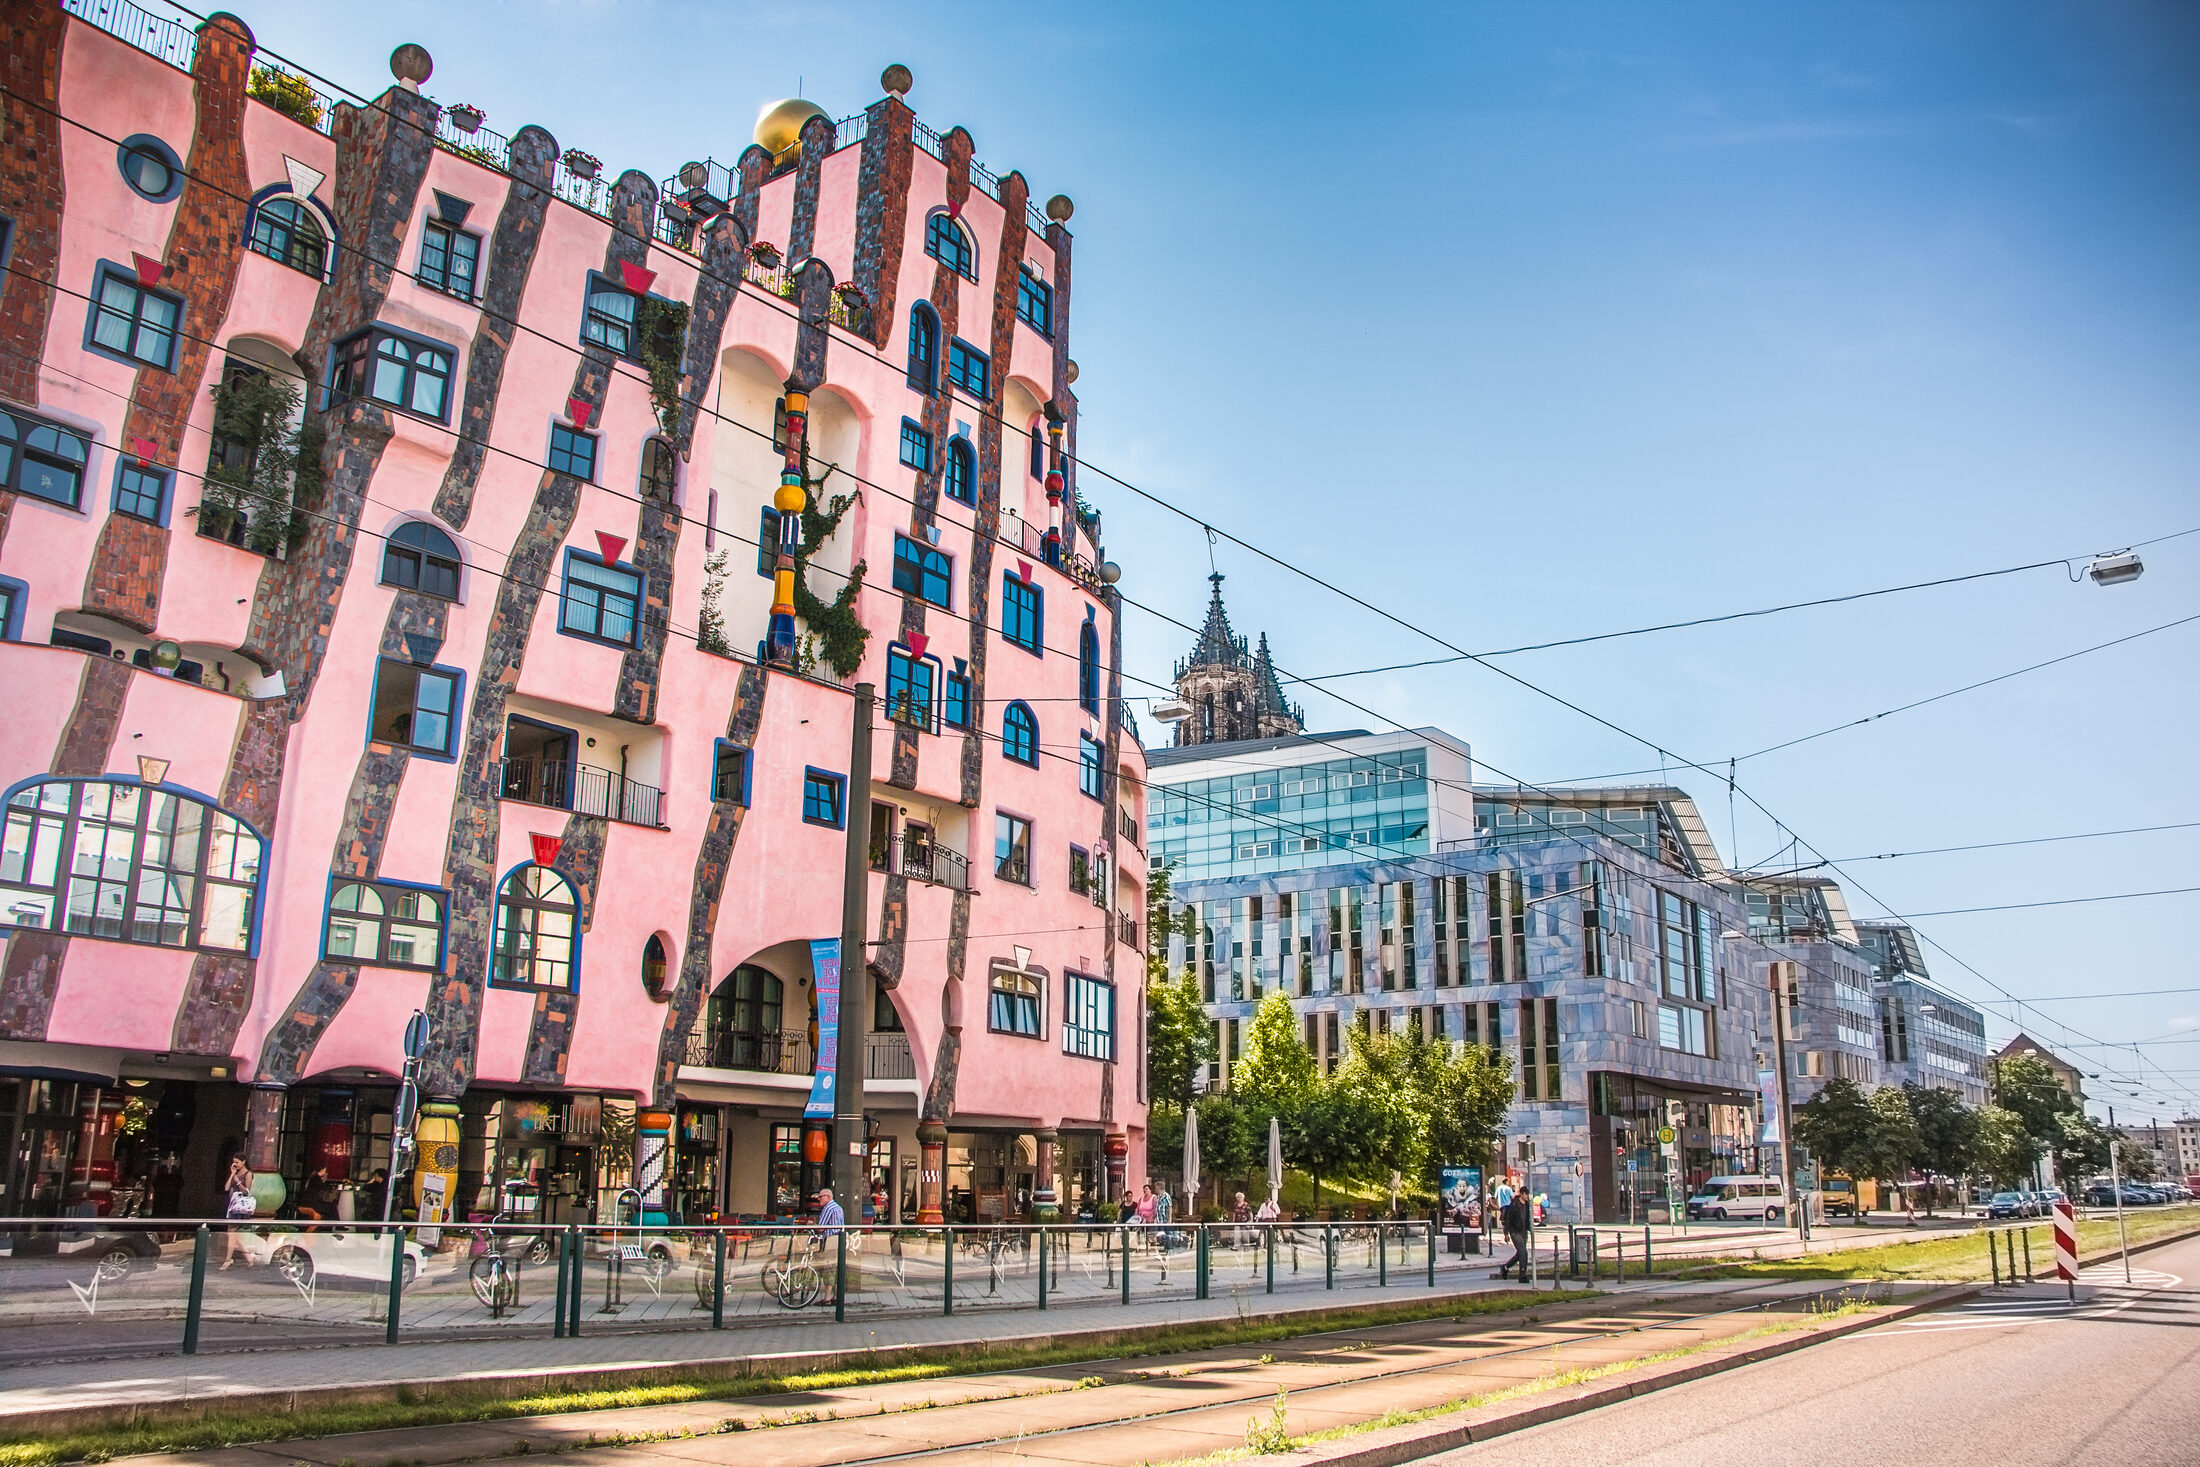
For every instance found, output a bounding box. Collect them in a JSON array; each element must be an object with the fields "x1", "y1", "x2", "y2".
[{"x1": 1685, "y1": 1176, "x2": 1787, "y2": 1222}]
